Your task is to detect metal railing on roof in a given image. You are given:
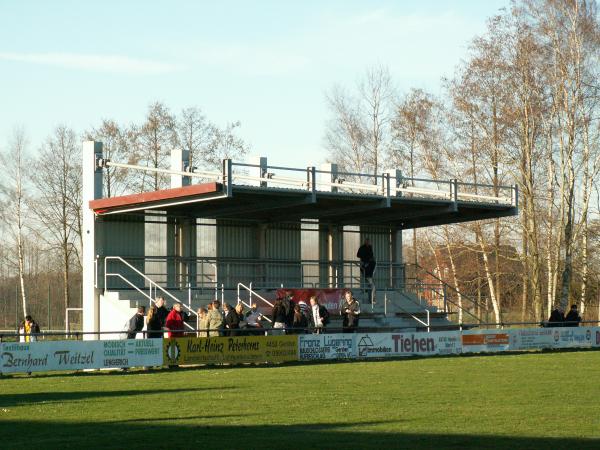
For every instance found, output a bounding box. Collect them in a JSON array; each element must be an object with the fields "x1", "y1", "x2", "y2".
[{"x1": 98, "y1": 158, "x2": 518, "y2": 207}]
